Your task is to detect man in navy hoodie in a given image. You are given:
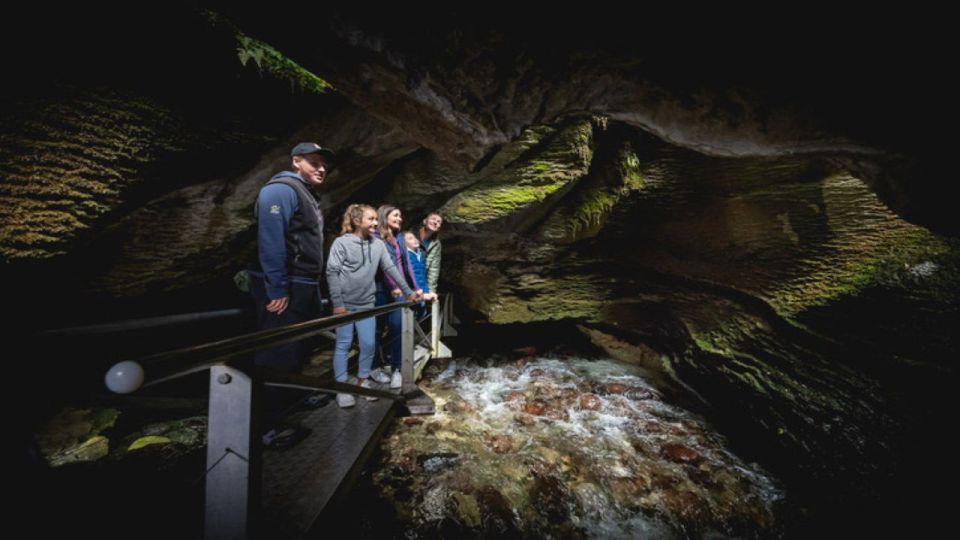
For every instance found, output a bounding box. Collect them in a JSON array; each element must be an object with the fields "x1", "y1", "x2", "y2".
[{"x1": 250, "y1": 142, "x2": 334, "y2": 447}]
